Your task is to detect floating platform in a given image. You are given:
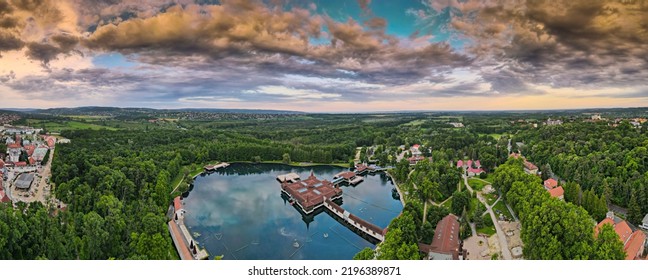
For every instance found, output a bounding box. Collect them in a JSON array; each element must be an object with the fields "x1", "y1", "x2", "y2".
[
  {"x1": 204, "y1": 162, "x2": 230, "y2": 171},
  {"x1": 277, "y1": 173, "x2": 300, "y2": 183}
]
